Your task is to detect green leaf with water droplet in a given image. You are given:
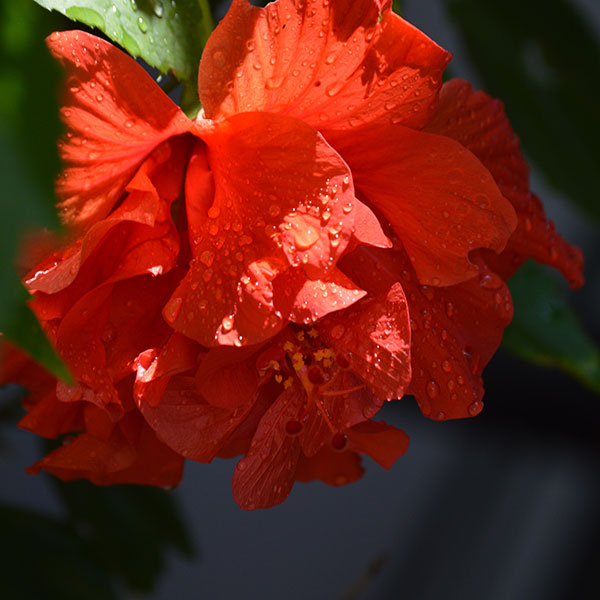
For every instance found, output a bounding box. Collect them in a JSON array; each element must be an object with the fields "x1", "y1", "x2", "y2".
[
  {"x1": 33, "y1": 0, "x2": 213, "y2": 82},
  {"x1": 0, "y1": 2, "x2": 70, "y2": 381},
  {"x1": 447, "y1": 0, "x2": 600, "y2": 223},
  {"x1": 503, "y1": 262, "x2": 600, "y2": 394}
]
